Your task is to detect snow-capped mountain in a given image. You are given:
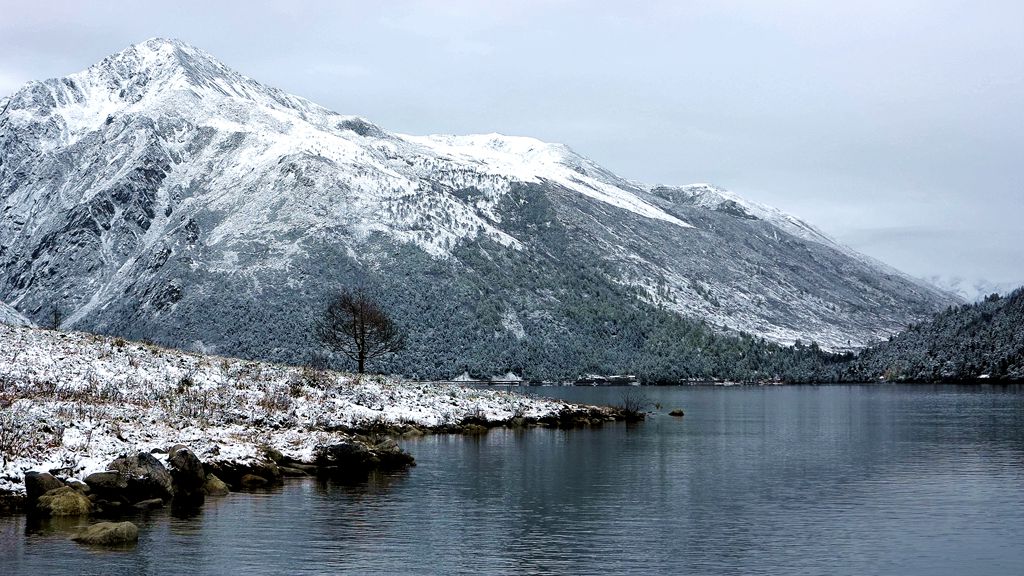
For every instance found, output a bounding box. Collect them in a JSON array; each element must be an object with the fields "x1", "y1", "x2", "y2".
[{"x1": 0, "y1": 39, "x2": 956, "y2": 378}]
